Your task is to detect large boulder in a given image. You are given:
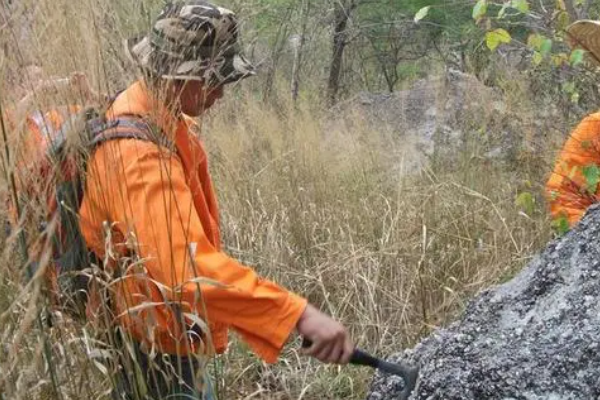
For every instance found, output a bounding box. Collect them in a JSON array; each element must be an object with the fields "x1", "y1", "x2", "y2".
[
  {"x1": 368, "y1": 204, "x2": 600, "y2": 400},
  {"x1": 327, "y1": 69, "x2": 566, "y2": 176}
]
